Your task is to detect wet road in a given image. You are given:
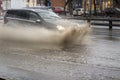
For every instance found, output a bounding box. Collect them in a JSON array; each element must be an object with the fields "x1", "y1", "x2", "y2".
[{"x1": 0, "y1": 26, "x2": 120, "y2": 80}]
